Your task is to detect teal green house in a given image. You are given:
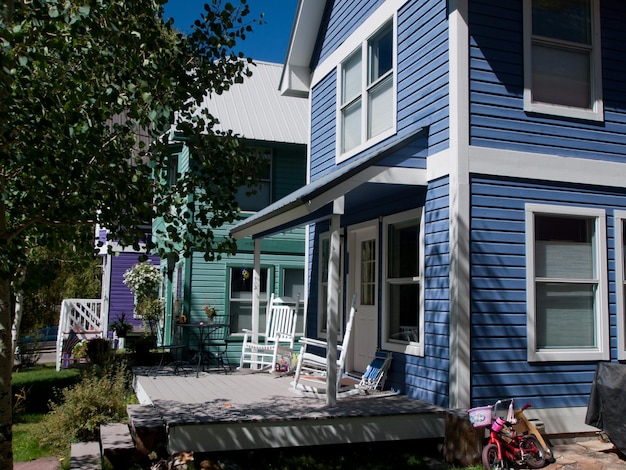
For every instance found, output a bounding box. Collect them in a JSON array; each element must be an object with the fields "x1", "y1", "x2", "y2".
[{"x1": 158, "y1": 61, "x2": 308, "y2": 364}]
